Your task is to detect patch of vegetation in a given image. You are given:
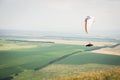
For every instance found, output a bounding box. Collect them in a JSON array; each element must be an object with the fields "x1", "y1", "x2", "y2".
[
  {"x1": 55, "y1": 52, "x2": 120, "y2": 65},
  {"x1": 53, "y1": 69, "x2": 120, "y2": 80},
  {"x1": 0, "y1": 40, "x2": 83, "y2": 79},
  {"x1": 1, "y1": 40, "x2": 120, "y2": 80},
  {"x1": 12, "y1": 64, "x2": 120, "y2": 80}
]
